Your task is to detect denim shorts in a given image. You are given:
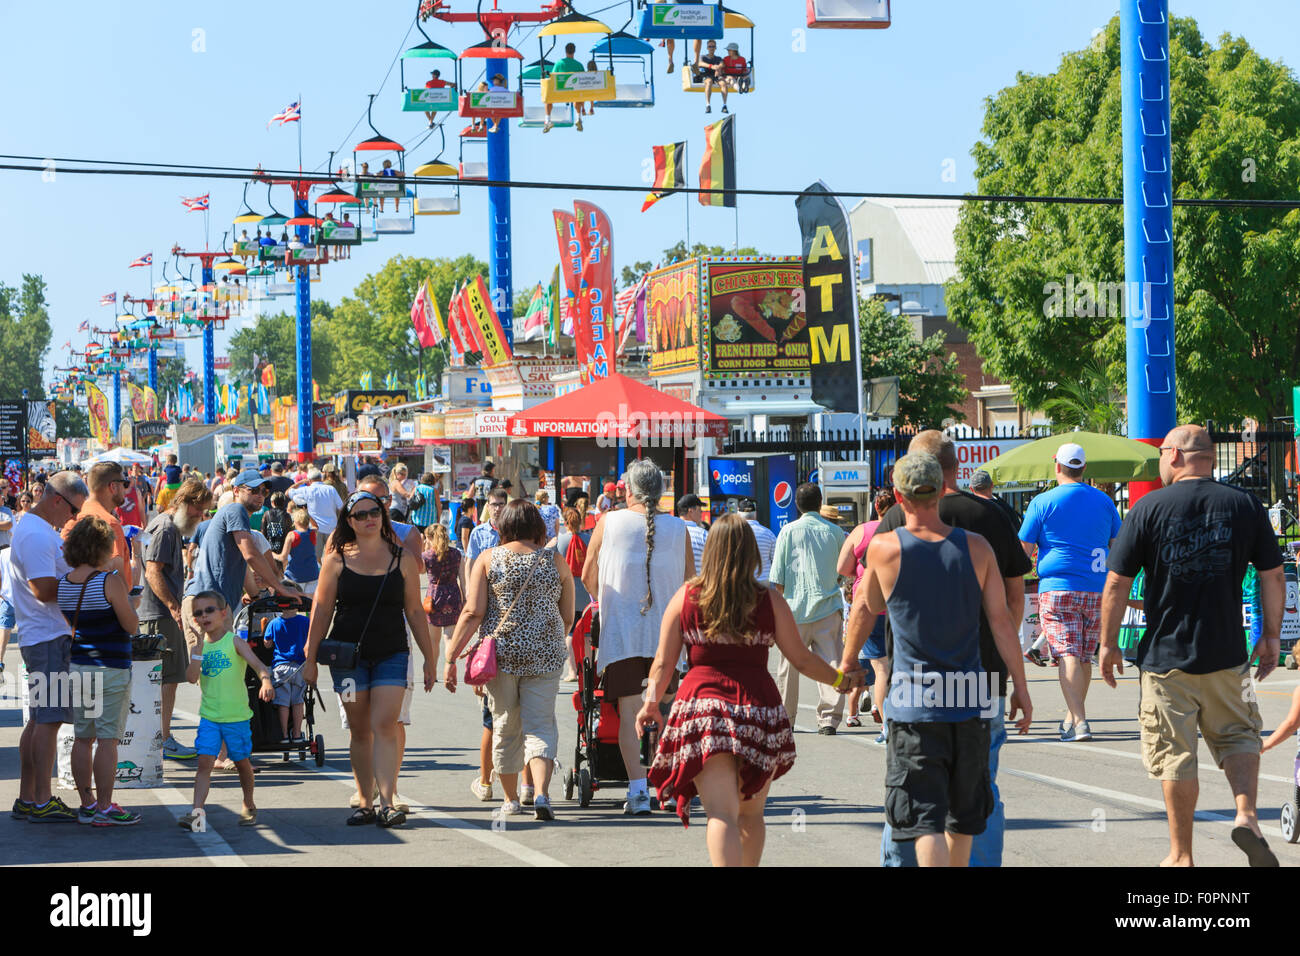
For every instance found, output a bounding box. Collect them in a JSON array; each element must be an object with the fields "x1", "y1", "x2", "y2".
[
  {"x1": 196, "y1": 717, "x2": 253, "y2": 762},
  {"x1": 330, "y1": 651, "x2": 410, "y2": 696},
  {"x1": 482, "y1": 699, "x2": 493, "y2": 730},
  {"x1": 0, "y1": 597, "x2": 14, "y2": 630},
  {"x1": 860, "y1": 615, "x2": 887, "y2": 664}
]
